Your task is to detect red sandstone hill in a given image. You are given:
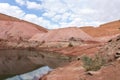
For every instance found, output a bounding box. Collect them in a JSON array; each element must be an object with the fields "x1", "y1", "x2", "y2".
[
  {"x1": 0, "y1": 13, "x2": 47, "y2": 41},
  {"x1": 1, "y1": 13, "x2": 120, "y2": 43},
  {"x1": 30, "y1": 20, "x2": 120, "y2": 43},
  {"x1": 81, "y1": 20, "x2": 120, "y2": 37},
  {"x1": 80, "y1": 20, "x2": 120, "y2": 42},
  {"x1": 29, "y1": 27, "x2": 93, "y2": 42}
]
